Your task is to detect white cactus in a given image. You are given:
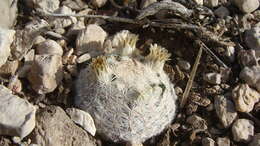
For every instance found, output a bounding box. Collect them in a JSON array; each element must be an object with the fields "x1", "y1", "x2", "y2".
[{"x1": 75, "y1": 30, "x2": 177, "y2": 144}]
